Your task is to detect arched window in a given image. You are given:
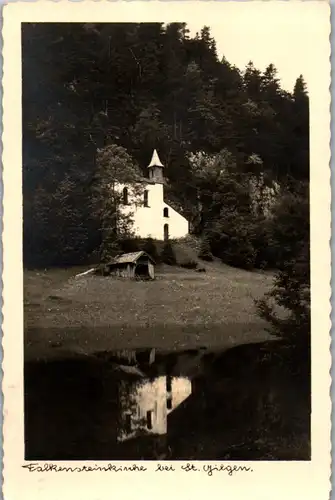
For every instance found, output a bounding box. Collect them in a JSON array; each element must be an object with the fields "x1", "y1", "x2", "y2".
[
  {"x1": 144, "y1": 190, "x2": 149, "y2": 207},
  {"x1": 146, "y1": 410, "x2": 153, "y2": 430},
  {"x1": 164, "y1": 223, "x2": 169, "y2": 241},
  {"x1": 122, "y1": 187, "x2": 128, "y2": 205},
  {"x1": 163, "y1": 207, "x2": 169, "y2": 218}
]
